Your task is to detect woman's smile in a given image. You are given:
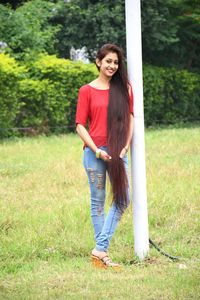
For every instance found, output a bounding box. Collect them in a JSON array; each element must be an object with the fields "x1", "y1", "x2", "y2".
[{"x1": 107, "y1": 68, "x2": 115, "y2": 74}]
